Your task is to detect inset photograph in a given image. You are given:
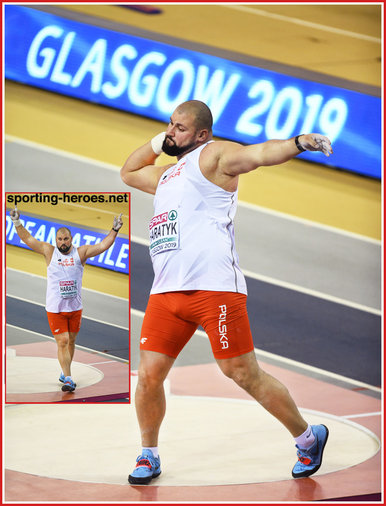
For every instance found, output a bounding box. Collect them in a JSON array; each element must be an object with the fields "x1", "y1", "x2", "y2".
[{"x1": 5, "y1": 192, "x2": 130, "y2": 403}]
